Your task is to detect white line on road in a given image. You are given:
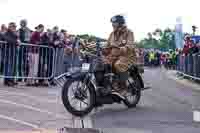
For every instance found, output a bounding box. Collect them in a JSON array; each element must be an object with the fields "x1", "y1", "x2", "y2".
[
  {"x1": 0, "y1": 99, "x2": 69, "y2": 119},
  {"x1": 193, "y1": 110, "x2": 200, "y2": 122},
  {"x1": 0, "y1": 114, "x2": 39, "y2": 129},
  {"x1": 83, "y1": 116, "x2": 93, "y2": 128},
  {"x1": 0, "y1": 90, "x2": 59, "y2": 104},
  {"x1": 144, "y1": 69, "x2": 151, "y2": 72},
  {"x1": 0, "y1": 89, "x2": 93, "y2": 128},
  {"x1": 72, "y1": 116, "x2": 93, "y2": 128}
]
